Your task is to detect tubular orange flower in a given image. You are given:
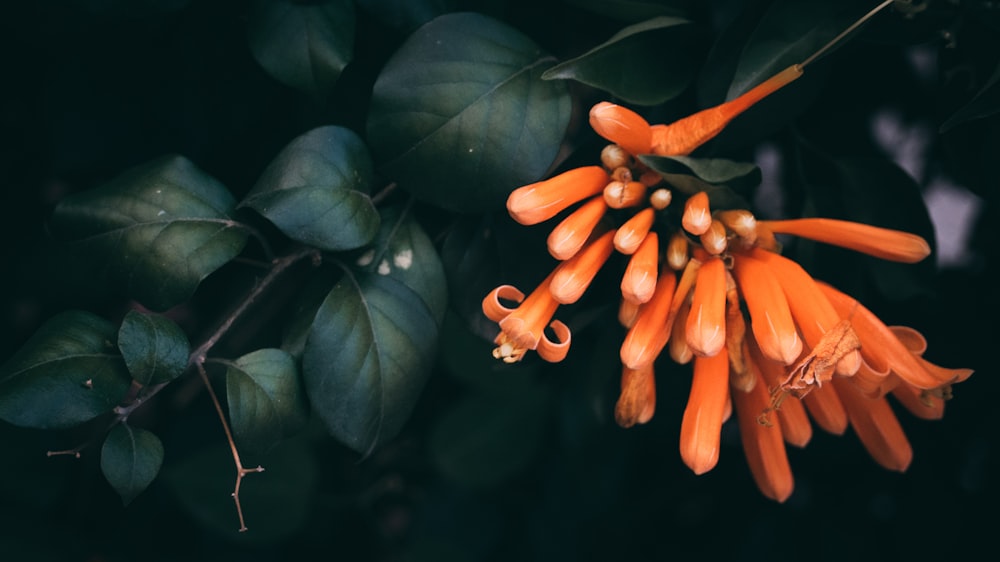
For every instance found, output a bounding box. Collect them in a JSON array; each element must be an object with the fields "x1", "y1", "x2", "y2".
[
  {"x1": 604, "y1": 180, "x2": 647, "y2": 209},
  {"x1": 801, "y1": 382, "x2": 849, "y2": 436},
  {"x1": 733, "y1": 361, "x2": 794, "y2": 502},
  {"x1": 731, "y1": 254, "x2": 802, "y2": 365},
  {"x1": 681, "y1": 191, "x2": 711, "y2": 235},
  {"x1": 614, "y1": 207, "x2": 655, "y2": 254},
  {"x1": 680, "y1": 350, "x2": 731, "y2": 475},
  {"x1": 700, "y1": 218, "x2": 728, "y2": 255},
  {"x1": 615, "y1": 363, "x2": 656, "y2": 428},
  {"x1": 651, "y1": 65, "x2": 802, "y2": 156},
  {"x1": 507, "y1": 166, "x2": 609, "y2": 225},
  {"x1": 589, "y1": 102, "x2": 653, "y2": 156},
  {"x1": 761, "y1": 218, "x2": 931, "y2": 263},
  {"x1": 746, "y1": 337, "x2": 812, "y2": 448},
  {"x1": 669, "y1": 298, "x2": 693, "y2": 365},
  {"x1": 620, "y1": 268, "x2": 677, "y2": 370},
  {"x1": 747, "y1": 248, "x2": 861, "y2": 378},
  {"x1": 550, "y1": 230, "x2": 616, "y2": 304},
  {"x1": 833, "y1": 378, "x2": 913, "y2": 472},
  {"x1": 685, "y1": 256, "x2": 727, "y2": 357},
  {"x1": 547, "y1": 196, "x2": 607, "y2": 260},
  {"x1": 621, "y1": 233, "x2": 659, "y2": 304},
  {"x1": 482, "y1": 270, "x2": 571, "y2": 364},
  {"x1": 818, "y1": 282, "x2": 972, "y2": 390}
]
